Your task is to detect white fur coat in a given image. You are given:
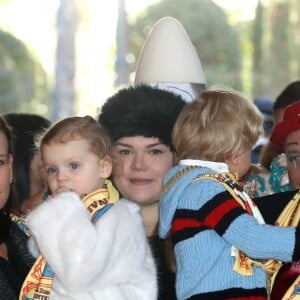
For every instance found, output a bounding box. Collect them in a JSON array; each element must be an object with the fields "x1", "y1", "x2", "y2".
[{"x1": 26, "y1": 192, "x2": 157, "y2": 299}]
